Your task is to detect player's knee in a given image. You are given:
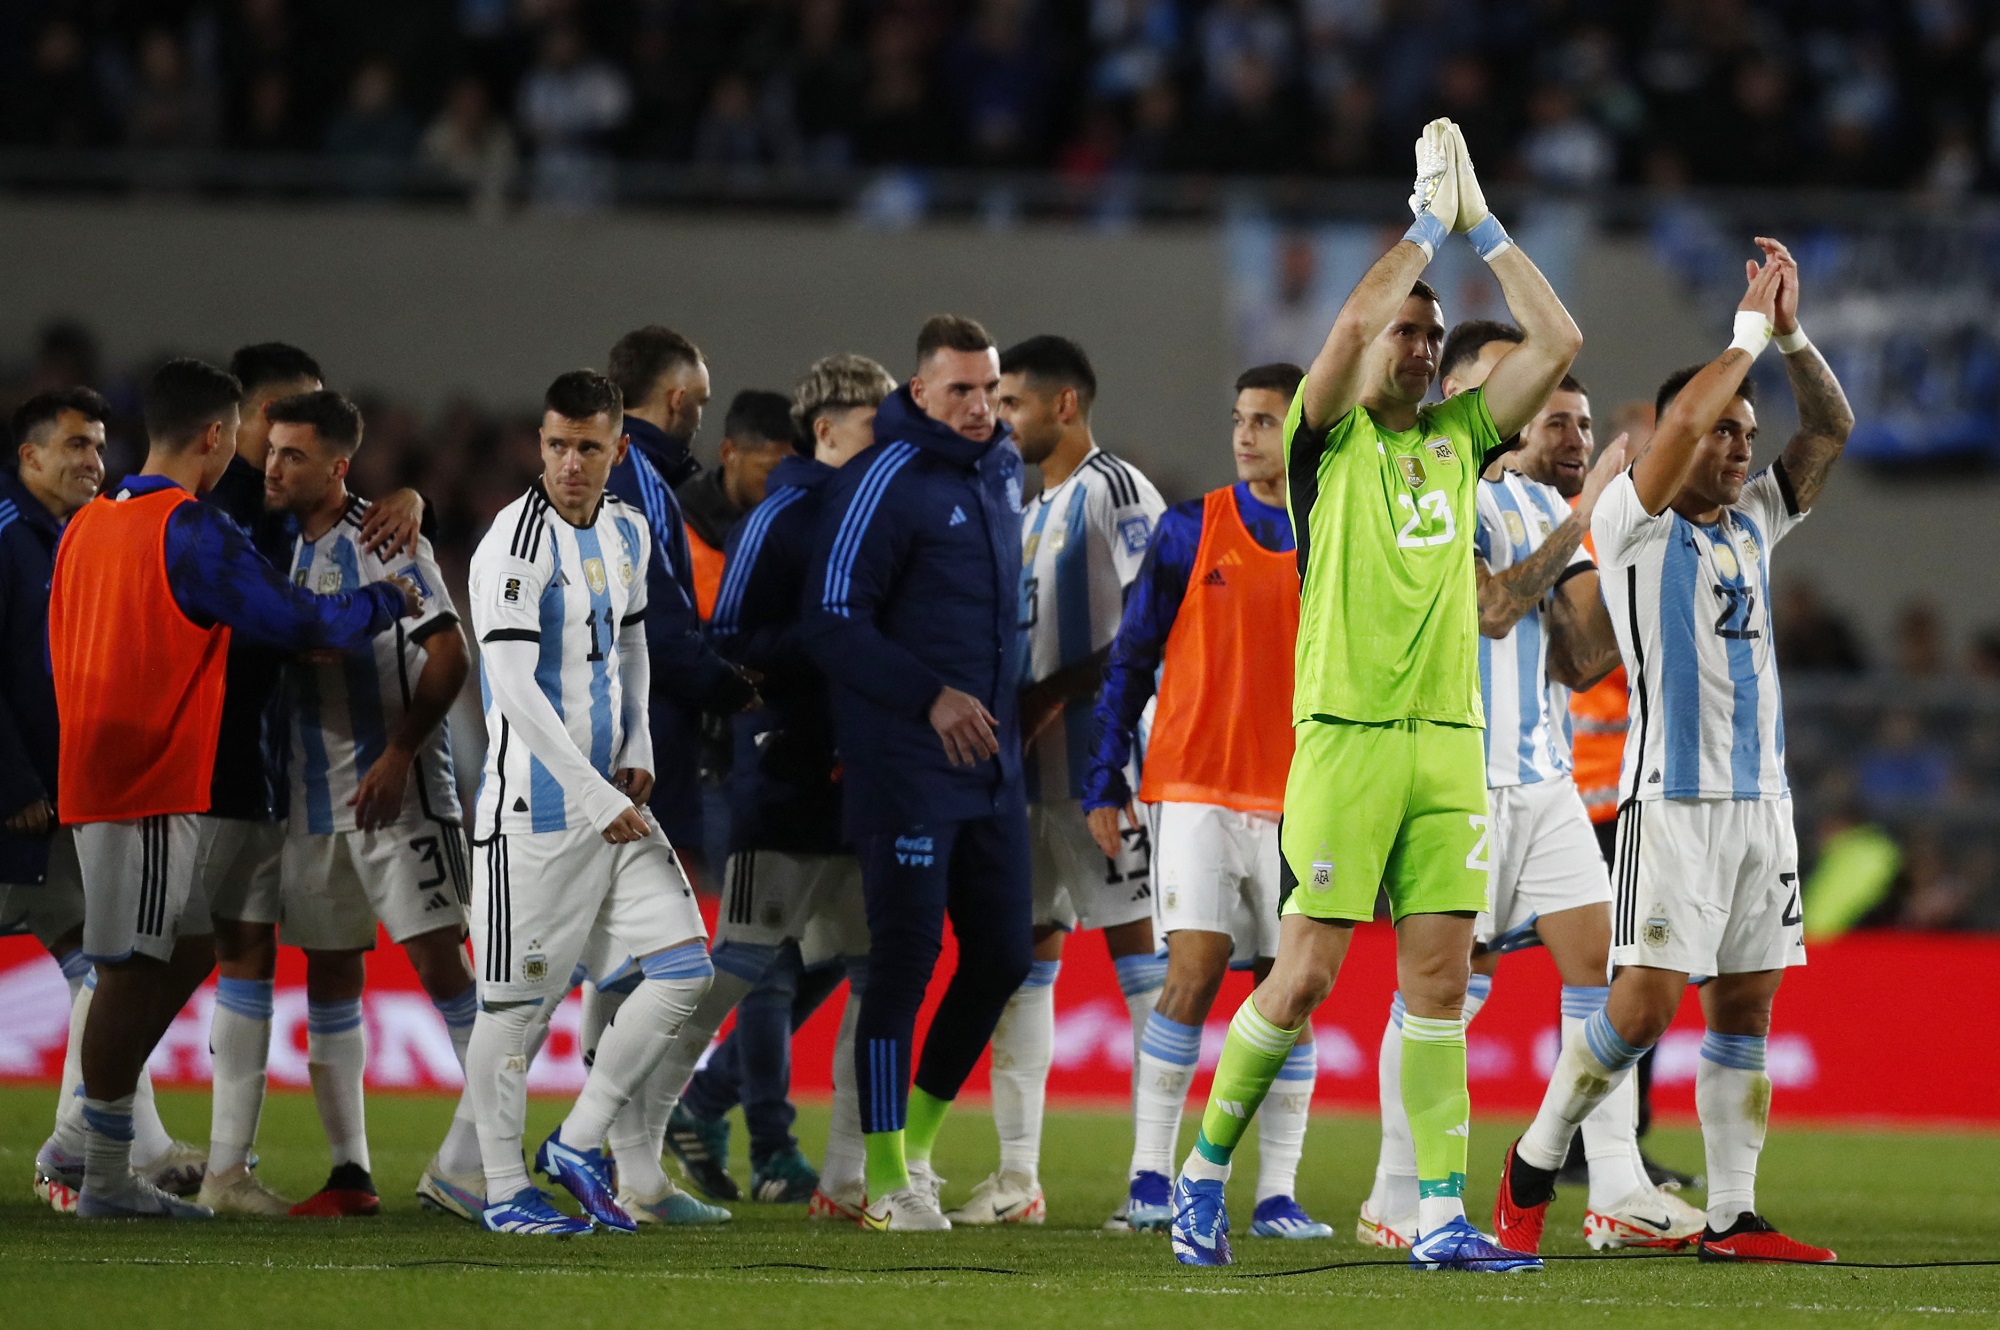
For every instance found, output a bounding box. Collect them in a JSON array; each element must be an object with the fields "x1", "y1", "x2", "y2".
[{"x1": 639, "y1": 939, "x2": 715, "y2": 994}]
